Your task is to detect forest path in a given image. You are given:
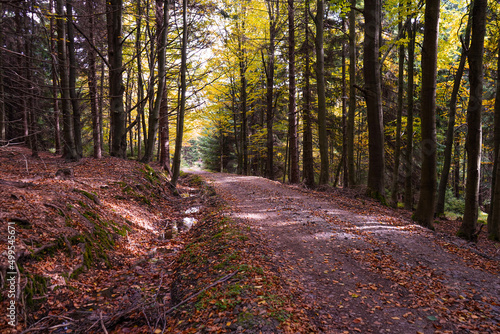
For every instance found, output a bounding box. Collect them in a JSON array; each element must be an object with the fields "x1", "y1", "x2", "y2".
[{"x1": 195, "y1": 171, "x2": 500, "y2": 333}]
